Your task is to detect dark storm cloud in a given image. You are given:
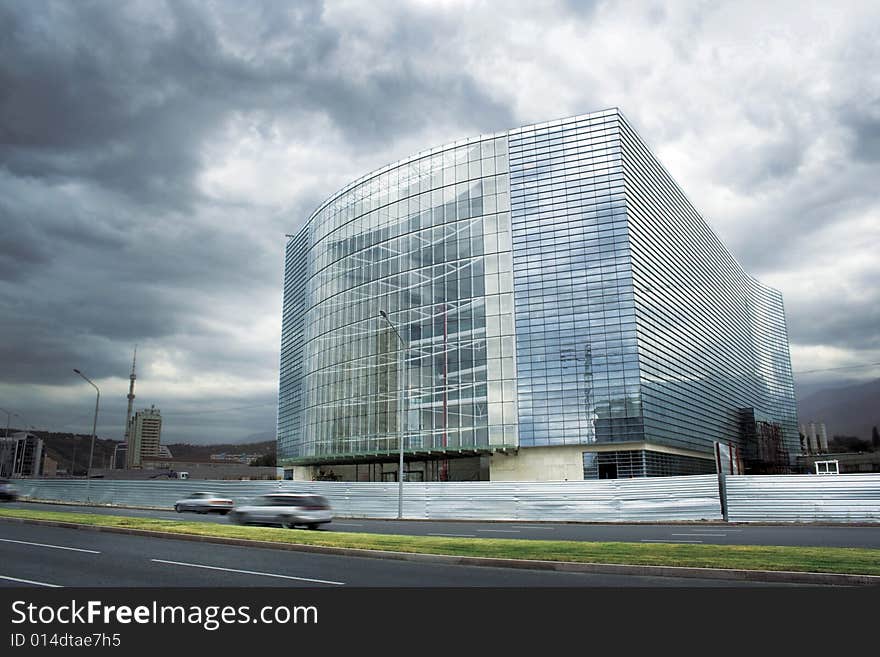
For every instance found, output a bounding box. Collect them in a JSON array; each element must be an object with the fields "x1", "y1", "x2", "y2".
[
  {"x1": 0, "y1": 173, "x2": 129, "y2": 278},
  {"x1": 0, "y1": 263, "x2": 177, "y2": 385},
  {"x1": 0, "y1": 196, "x2": 291, "y2": 387},
  {"x1": 1, "y1": 0, "x2": 877, "y2": 442},
  {"x1": 0, "y1": 0, "x2": 515, "y2": 442},
  {"x1": 1, "y1": 2, "x2": 208, "y2": 209},
  {"x1": 786, "y1": 284, "x2": 880, "y2": 352},
  {"x1": 0, "y1": 1, "x2": 510, "y2": 208}
]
